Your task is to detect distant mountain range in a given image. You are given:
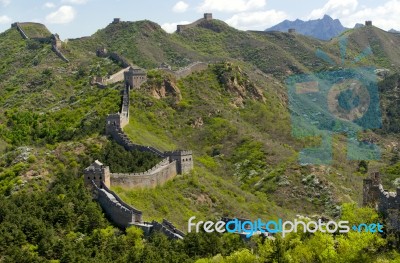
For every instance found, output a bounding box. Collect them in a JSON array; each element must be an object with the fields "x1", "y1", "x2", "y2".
[
  {"x1": 265, "y1": 15, "x2": 347, "y2": 40},
  {"x1": 266, "y1": 15, "x2": 400, "y2": 40},
  {"x1": 388, "y1": 28, "x2": 400, "y2": 33}
]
